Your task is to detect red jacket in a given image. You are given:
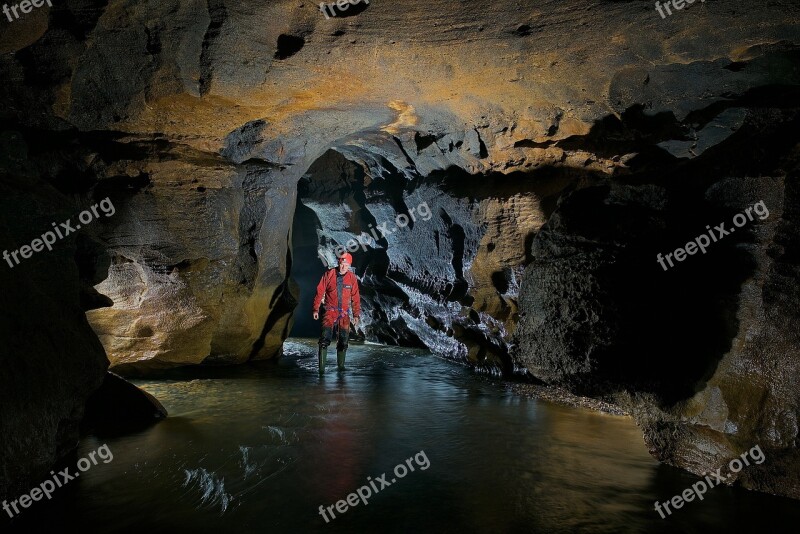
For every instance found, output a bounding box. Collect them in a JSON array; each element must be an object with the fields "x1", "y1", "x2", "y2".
[{"x1": 313, "y1": 269, "x2": 361, "y2": 320}]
